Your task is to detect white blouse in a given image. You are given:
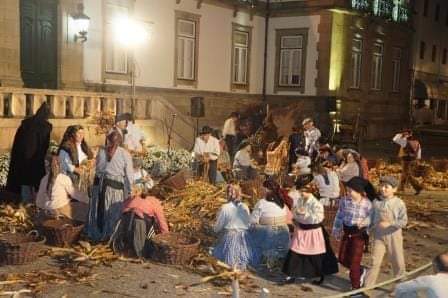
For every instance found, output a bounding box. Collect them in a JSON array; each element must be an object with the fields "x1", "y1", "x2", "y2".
[
  {"x1": 337, "y1": 162, "x2": 360, "y2": 182},
  {"x1": 233, "y1": 149, "x2": 253, "y2": 168},
  {"x1": 214, "y1": 202, "x2": 251, "y2": 233},
  {"x1": 292, "y1": 195, "x2": 324, "y2": 225},
  {"x1": 250, "y1": 198, "x2": 288, "y2": 224},
  {"x1": 313, "y1": 170, "x2": 340, "y2": 199}
]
